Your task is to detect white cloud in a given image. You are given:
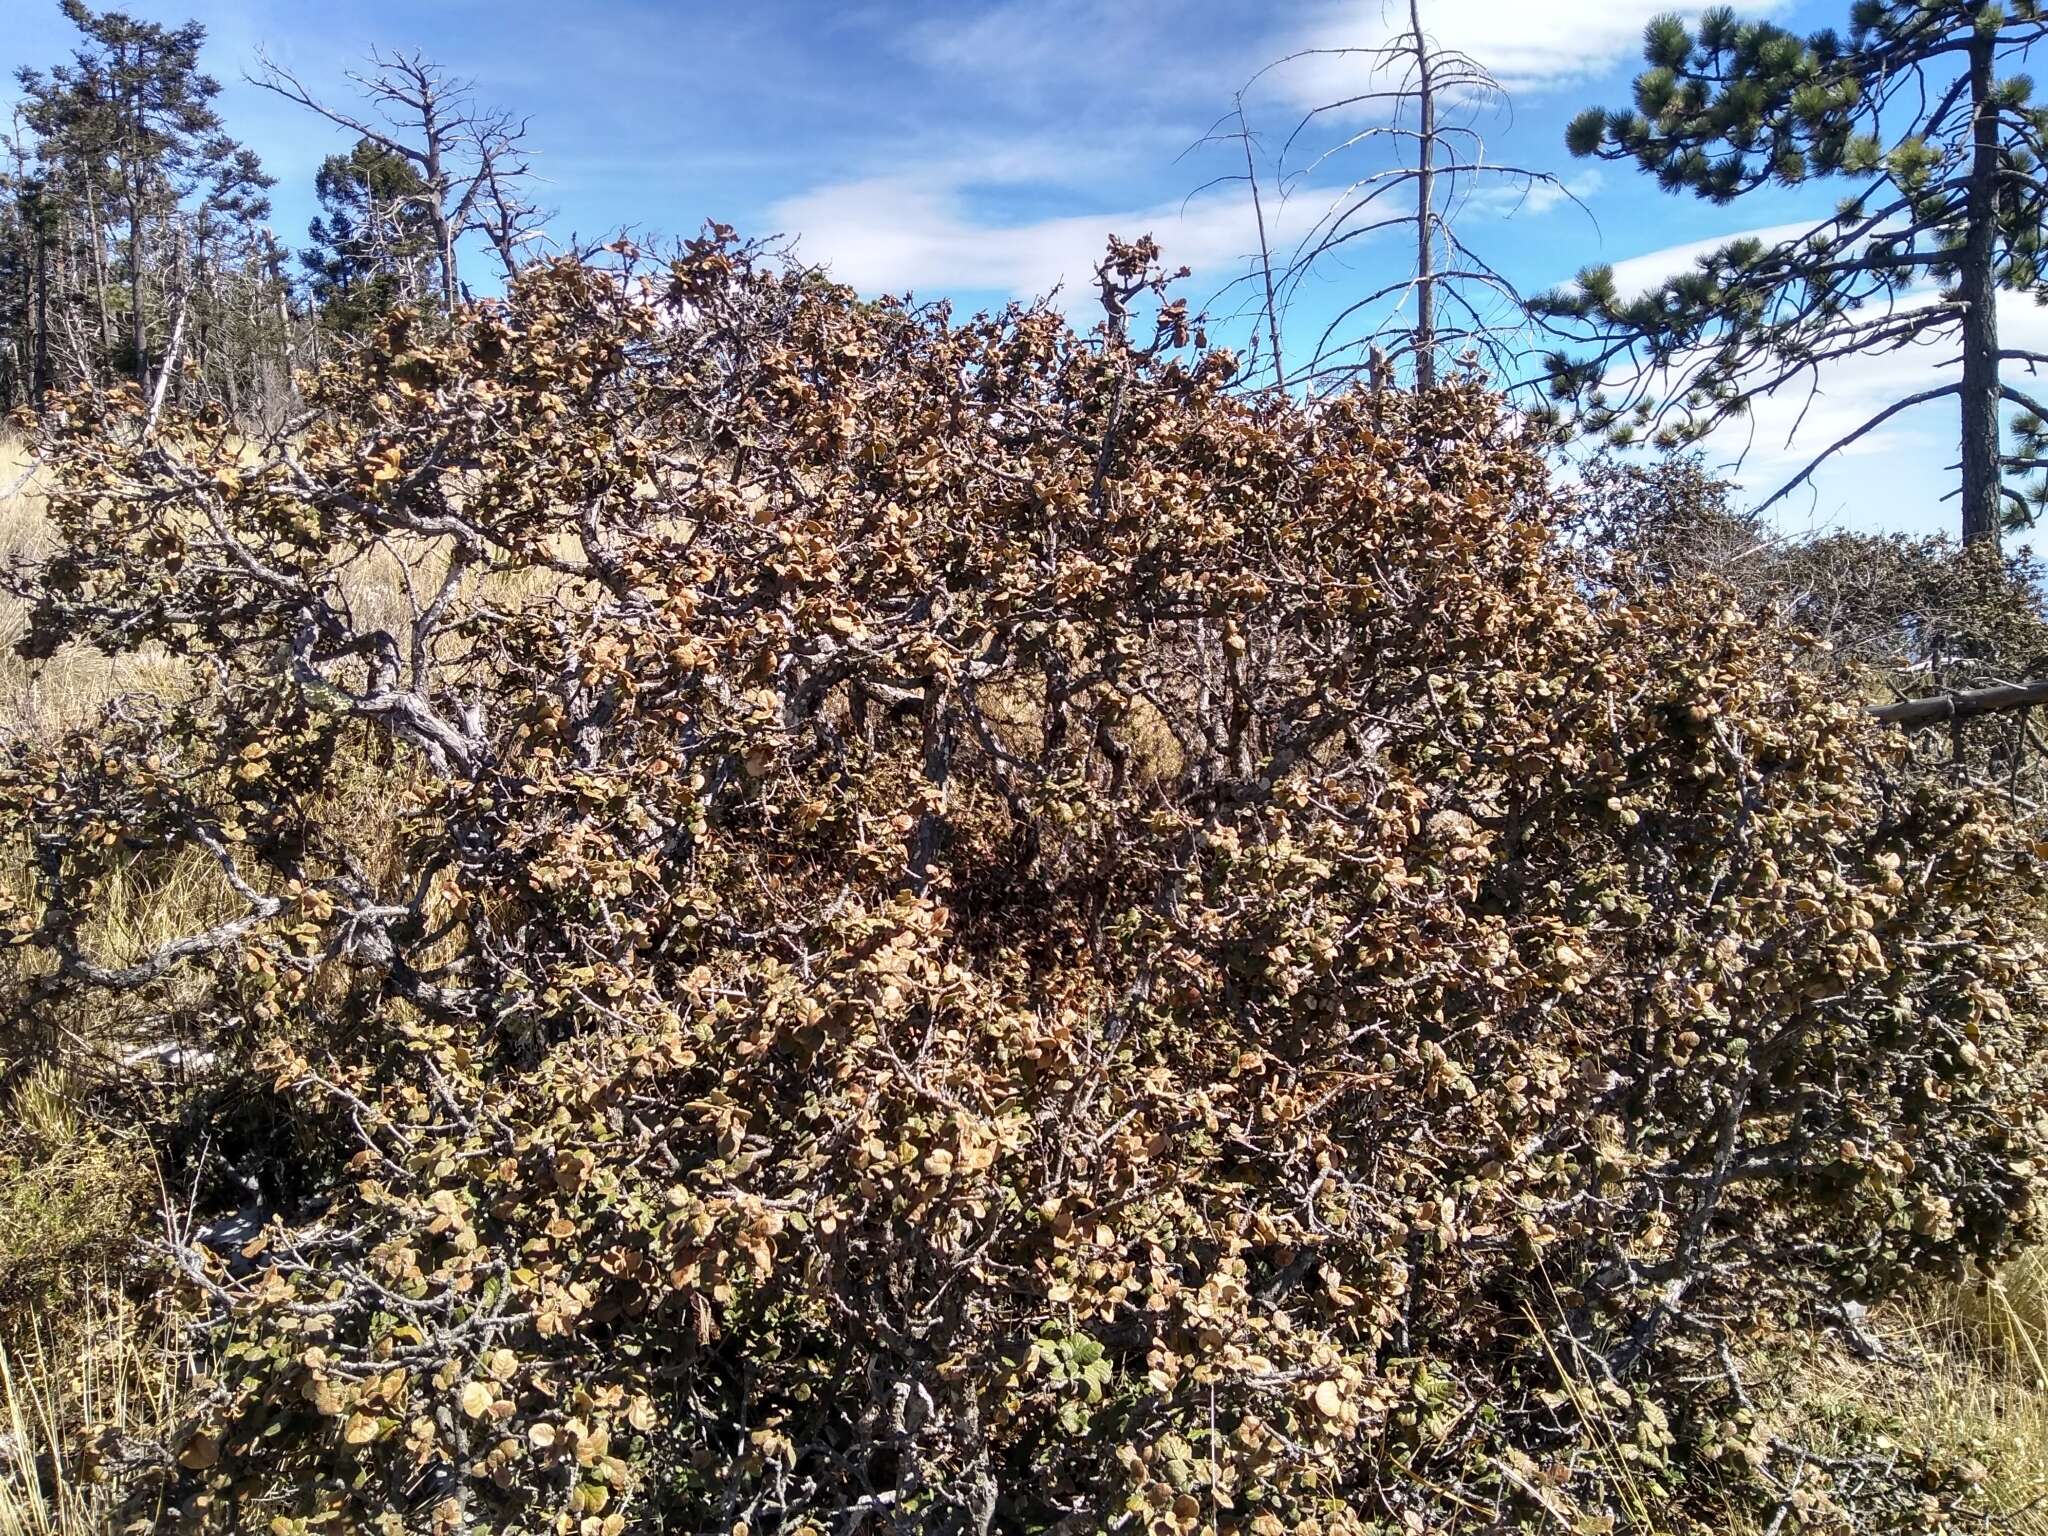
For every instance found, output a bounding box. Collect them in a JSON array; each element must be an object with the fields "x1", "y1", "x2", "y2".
[
  {"x1": 768, "y1": 175, "x2": 1328, "y2": 308},
  {"x1": 1604, "y1": 221, "x2": 1817, "y2": 297},
  {"x1": 770, "y1": 136, "x2": 1595, "y2": 310},
  {"x1": 1270, "y1": 0, "x2": 1787, "y2": 107}
]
